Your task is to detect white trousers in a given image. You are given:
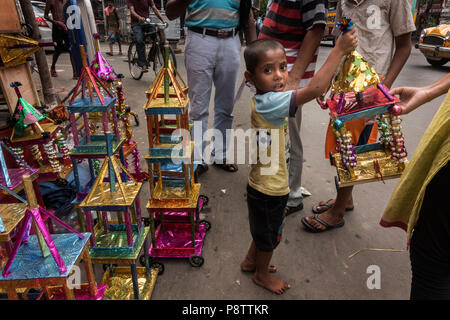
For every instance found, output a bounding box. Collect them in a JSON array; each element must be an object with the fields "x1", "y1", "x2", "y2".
[{"x1": 185, "y1": 29, "x2": 241, "y2": 163}]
